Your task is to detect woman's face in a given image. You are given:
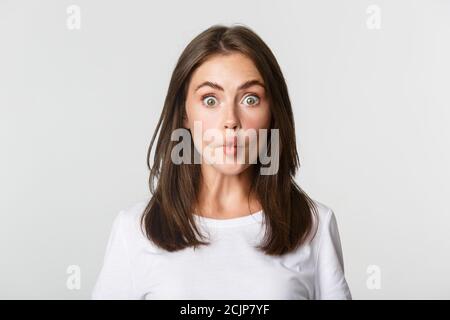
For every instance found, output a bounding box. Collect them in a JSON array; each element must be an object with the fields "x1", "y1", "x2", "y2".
[{"x1": 184, "y1": 52, "x2": 272, "y2": 175}]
